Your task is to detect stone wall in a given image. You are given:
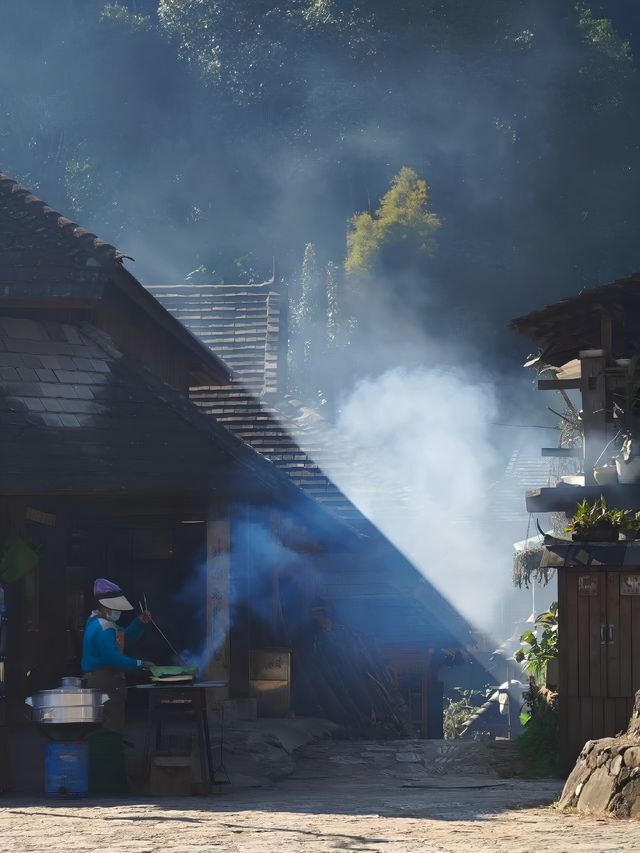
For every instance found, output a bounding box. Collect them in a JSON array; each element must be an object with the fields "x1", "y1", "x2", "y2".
[{"x1": 559, "y1": 690, "x2": 640, "y2": 817}]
